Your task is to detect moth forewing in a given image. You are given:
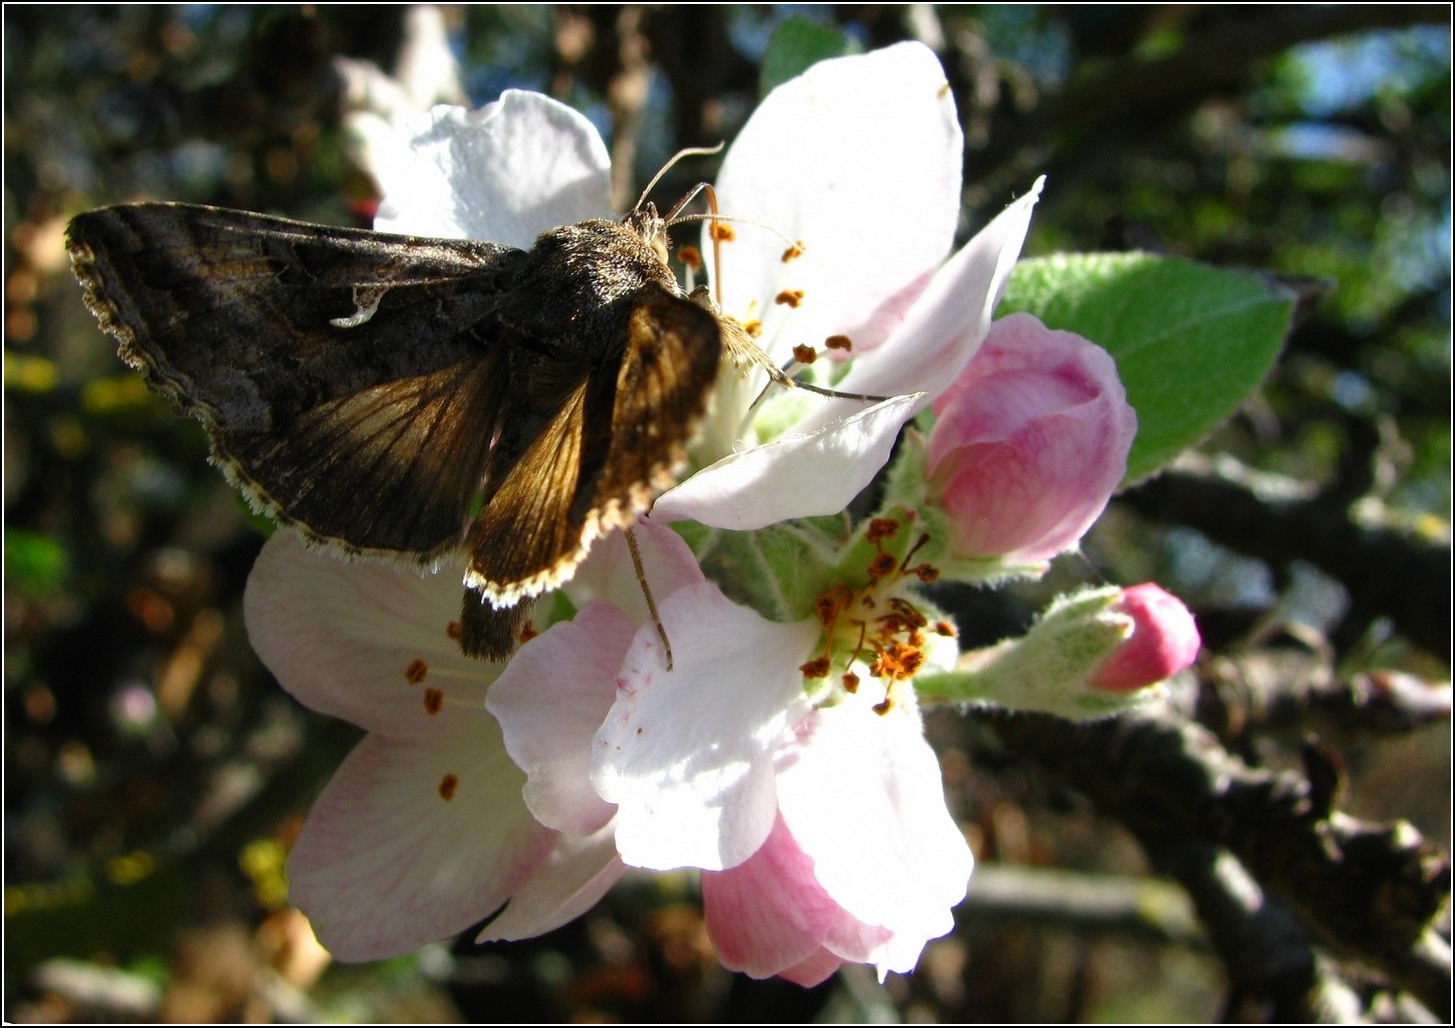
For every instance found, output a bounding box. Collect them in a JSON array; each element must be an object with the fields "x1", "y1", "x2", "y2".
[{"x1": 68, "y1": 202, "x2": 725, "y2": 663}]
